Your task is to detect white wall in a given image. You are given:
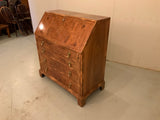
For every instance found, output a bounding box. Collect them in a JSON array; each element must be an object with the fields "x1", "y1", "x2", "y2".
[
  {"x1": 28, "y1": 0, "x2": 58, "y2": 31},
  {"x1": 28, "y1": 0, "x2": 160, "y2": 71},
  {"x1": 109, "y1": 0, "x2": 160, "y2": 71},
  {"x1": 57, "y1": 0, "x2": 160, "y2": 71}
]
